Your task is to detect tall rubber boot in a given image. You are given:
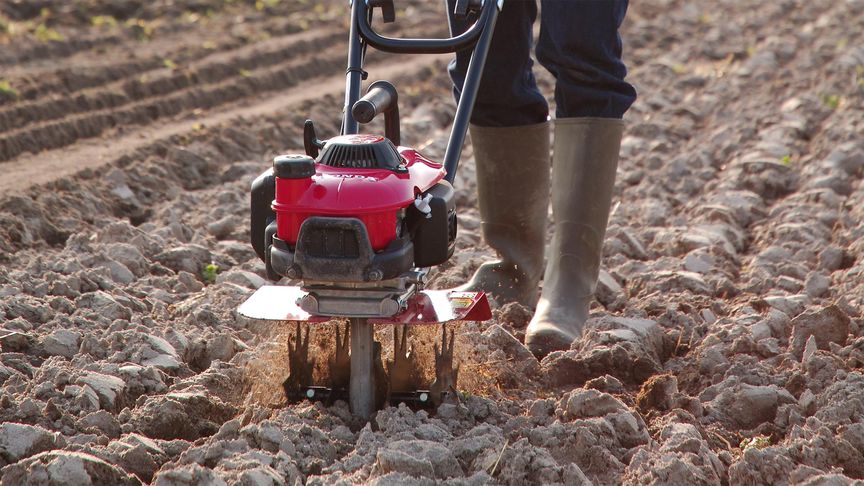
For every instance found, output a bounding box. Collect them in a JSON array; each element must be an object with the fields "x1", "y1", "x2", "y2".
[
  {"x1": 525, "y1": 118, "x2": 623, "y2": 358},
  {"x1": 460, "y1": 121, "x2": 550, "y2": 308}
]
